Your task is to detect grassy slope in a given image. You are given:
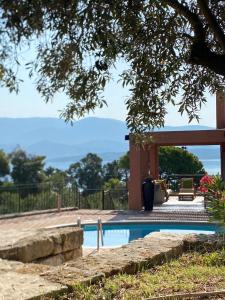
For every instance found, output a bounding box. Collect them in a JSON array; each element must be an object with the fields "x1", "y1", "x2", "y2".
[{"x1": 63, "y1": 251, "x2": 225, "y2": 300}]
